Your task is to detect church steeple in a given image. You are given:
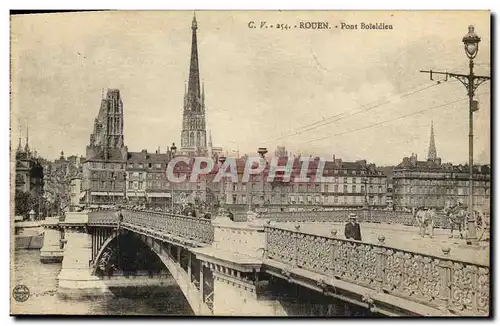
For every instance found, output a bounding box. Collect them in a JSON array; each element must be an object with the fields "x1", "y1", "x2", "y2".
[
  {"x1": 181, "y1": 13, "x2": 207, "y2": 153},
  {"x1": 186, "y1": 12, "x2": 201, "y2": 112},
  {"x1": 427, "y1": 121, "x2": 437, "y2": 161}
]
